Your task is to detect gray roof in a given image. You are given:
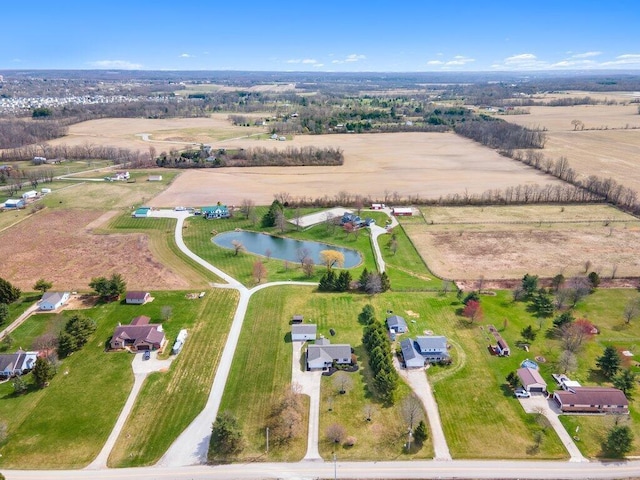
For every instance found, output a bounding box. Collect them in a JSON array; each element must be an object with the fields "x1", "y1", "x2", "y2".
[
  {"x1": 400, "y1": 338, "x2": 421, "y2": 361},
  {"x1": 415, "y1": 335, "x2": 447, "y2": 351},
  {"x1": 292, "y1": 324, "x2": 317, "y2": 335},
  {"x1": 386, "y1": 315, "x2": 407, "y2": 330},
  {"x1": 517, "y1": 367, "x2": 547, "y2": 387},
  {"x1": 41, "y1": 291, "x2": 68, "y2": 305},
  {"x1": 315, "y1": 338, "x2": 331, "y2": 345},
  {"x1": 307, "y1": 343, "x2": 351, "y2": 362}
]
